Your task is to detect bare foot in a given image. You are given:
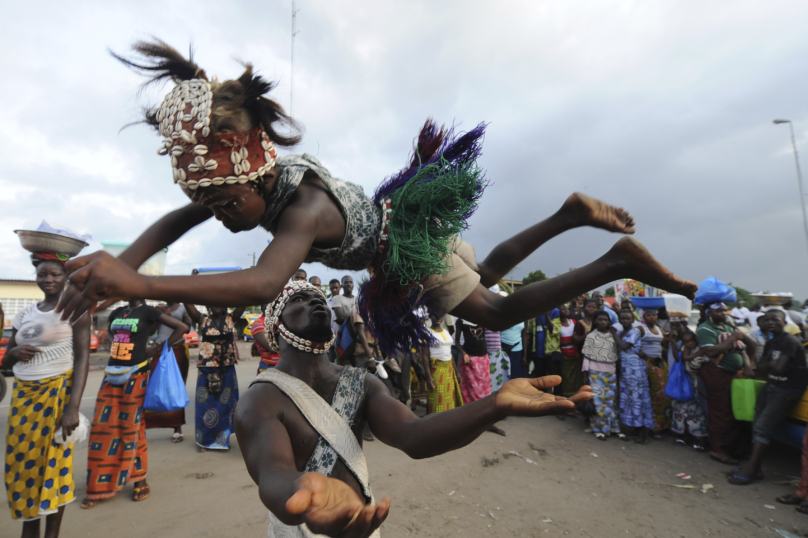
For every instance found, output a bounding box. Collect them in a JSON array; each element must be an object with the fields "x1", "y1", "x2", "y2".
[
  {"x1": 560, "y1": 192, "x2": 635, "y2": 234},
  {"x1": 80, "y1": 498, "x2": 99, "y2": 509},
  {"x1": 604, "y1": 237, "x2": 697, "y2": 299}
]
